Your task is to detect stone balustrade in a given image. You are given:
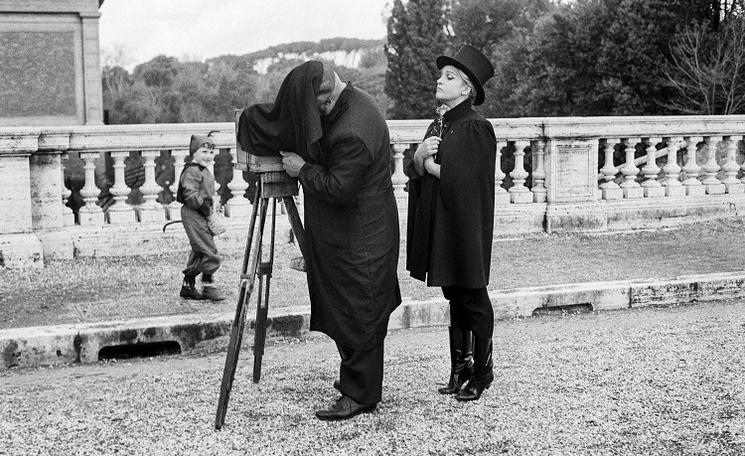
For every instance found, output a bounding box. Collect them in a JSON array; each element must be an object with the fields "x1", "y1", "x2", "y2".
[{"x1": 1, "y1": 115, "x2": 744, "y2": 268}]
